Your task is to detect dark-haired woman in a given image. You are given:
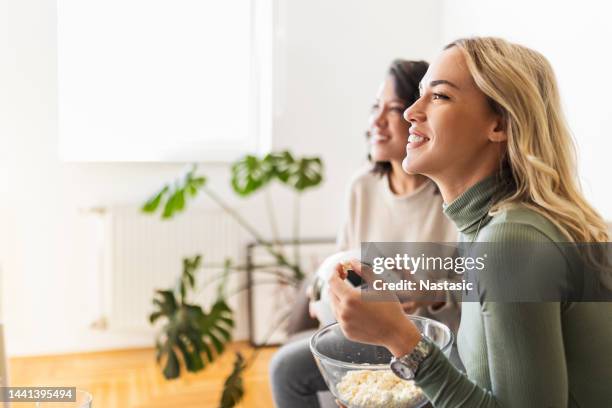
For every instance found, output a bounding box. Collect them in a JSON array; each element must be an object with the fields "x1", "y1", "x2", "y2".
[{"x1": 269, "y1": 60, "x2": 458, "y2": 408}]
